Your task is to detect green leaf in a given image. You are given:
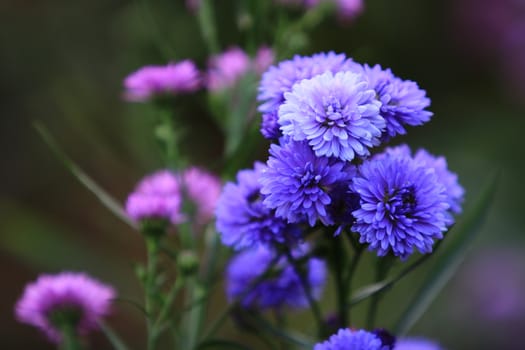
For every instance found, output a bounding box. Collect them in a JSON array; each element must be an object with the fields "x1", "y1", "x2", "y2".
[
  {"x1": 98, "y1": 321, "x2": 129, "y2": 350},
  {"x1": 33, "y1": 122, "x2": 137, "y2": 230},
  {"x1": 394, "y1": 173, "x2": 498, "y2": 335}
]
